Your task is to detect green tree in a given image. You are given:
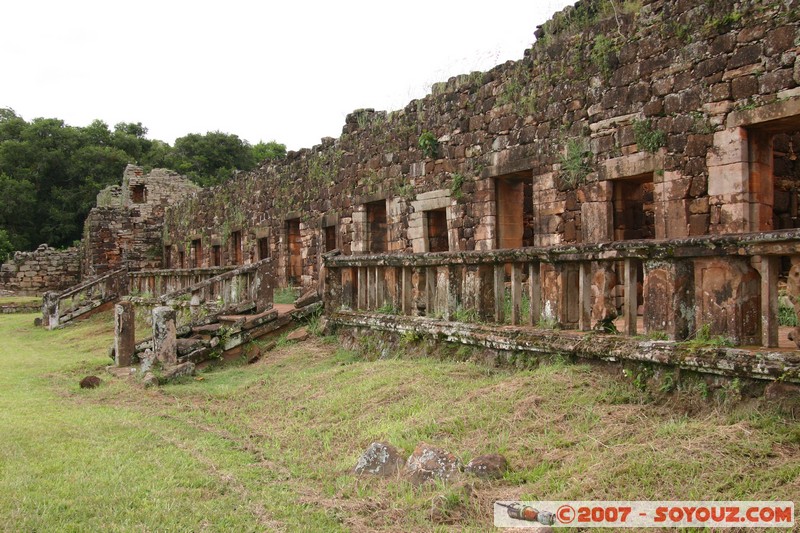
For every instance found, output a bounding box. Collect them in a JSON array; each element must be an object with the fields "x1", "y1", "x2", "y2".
[
  {"x1": 170, "y1": 131, "x2": 255, "y2": 186},
  {"x1": 0, "y1": 228, "x2": 13, "y2": 263},
  {"x1": 0, "y1": 107, "x2": 285, "y2": 250},
  {"x1": 0, "y1": 173, "x2": 37, "y2": 250},
  {"x1": 252, "y1": 140, "x2": 286, "y2": 163}
]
